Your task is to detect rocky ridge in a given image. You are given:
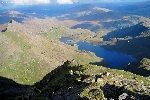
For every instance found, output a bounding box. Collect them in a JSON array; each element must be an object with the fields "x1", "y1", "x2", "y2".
[{"x1": 0, "y1": 61, "x2": 150, "y2": 99}]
